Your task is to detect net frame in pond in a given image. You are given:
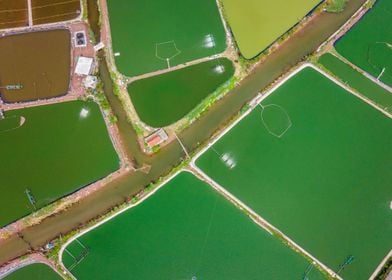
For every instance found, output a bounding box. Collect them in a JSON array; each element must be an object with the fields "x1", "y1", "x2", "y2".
[
  {"x1": 366, "y1": 41, "x2": 392, "y2": 82},
  {"x1": 155, "y1": 40, "x2": 182, "y2": 69},
  {"x1": 0, "y1": 115, "x2": 26, "y2": 134},
  {"x1": 258, "y1": 103, "x2": 292, "y2": 138},
  {"x1": 64, "y1": 238, "x2": 90, "y2": 271}
]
